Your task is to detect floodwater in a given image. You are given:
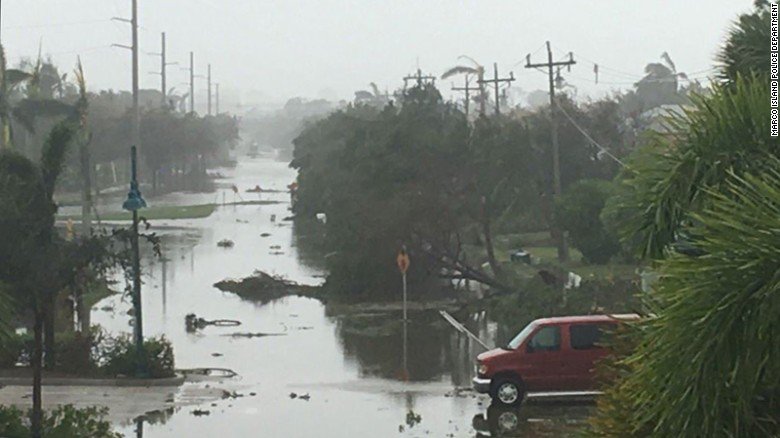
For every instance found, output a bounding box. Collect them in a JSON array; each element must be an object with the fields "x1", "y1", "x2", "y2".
[{"x1": 90, "y1": 157, "x2": 591, "y2": 438}]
